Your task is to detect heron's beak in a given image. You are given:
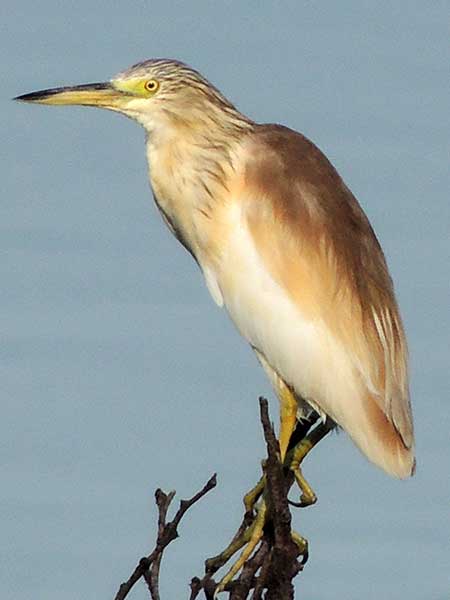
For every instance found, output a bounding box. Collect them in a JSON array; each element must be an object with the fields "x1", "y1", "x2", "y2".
[{"x1": 14, "y1": 82, "x2": 128, "y2": 108}]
